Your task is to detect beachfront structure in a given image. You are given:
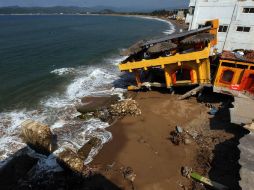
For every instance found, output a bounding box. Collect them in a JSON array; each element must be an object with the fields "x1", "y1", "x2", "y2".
[
  {"x1": 214, "y1": 50, "x2": 254, "y2": 97},
  {"x1": 185, "y1": 0, "x2": 254, "y2": 52},
  {"x1": 119, "y1": 20, "x2": 218, "y2": 90}
]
